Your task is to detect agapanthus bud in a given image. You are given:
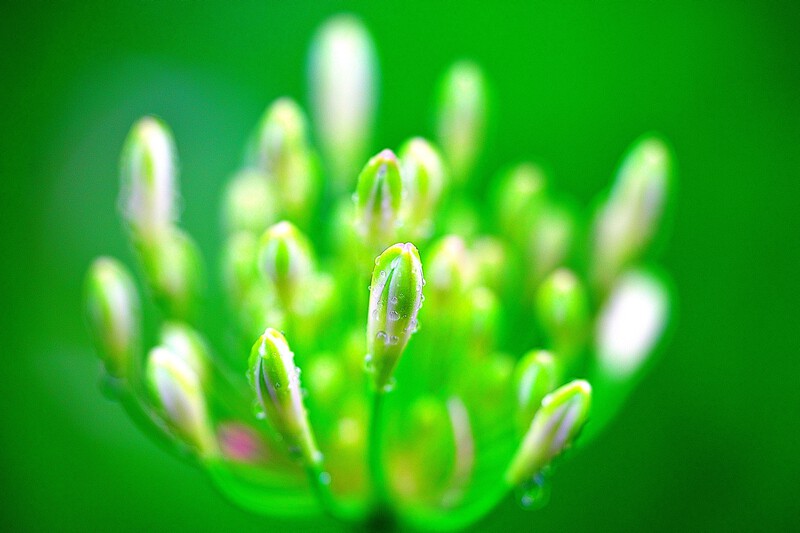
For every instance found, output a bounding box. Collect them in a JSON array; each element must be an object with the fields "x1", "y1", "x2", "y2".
[
  {"x1": 471, "y1": 237, "x2": 509, "y2": 294},
  {"x1": 595, "y1": 270, "x2": 669, "y2": 380},
  {"x1": 591, "y1": 136, "x2": 673, "y2": 290},
  {"x1": 247, "y1": 329, "x2": 321, "y2": 465},
  {"x1": 309, "y1": 15, "x2": 377, "y2": 189},
  {"x1": 84, "y1": 257, "x2": 141, "y2": 379},
  {"x1": 354, "y1": 149, "x2": 404, "y2": 247},
  {"x1": 426, "y1": 235, "x2": 472, "y2": 304},
  {"x1": 398, "y1": 137, "x2": 446, "y2": 238},
  {"x1": 494, "y1": 163, "x2": 547, "y2": 247},
  {"x1": 146, "y1": 346, "x2": 216, "y2": 457},
  {"x1": 526, "y1": 202, "x2": 576, "y2": 286},
  {"x1": 366, "y1": 243, "x2": 425, "y2": 391},
  {"x1": 505, "y1": 380, "x2": 592, "y2": 486},
  {"x1": 222, "y1": 169, "x2": 276, "y2": 235},
  {"x1": 119, "y1": 116, "x2": 179, "y2": 236},
  {"x1": 512, "y1": 350, "x2": 557, "y2": 434},
  {"x1": 436, "y1": 61, "x2": 488, "y2": 184},
  {"x1": 464, "y1": 286, "x2": 501, "y2": 358},
  {"x1": 137, "y1": 227, "x2": 204, "y2": 321},
  {"x1": 535, "y1": 269, "x2": 590, "y2": 362},
  {"x1": 251, "y1": 98, "x2": 318, "y2": 224},
  {"x1": 258, "y1": 221, "x2": 315, "y2": 309},
  {"x1": 160, "y1": 322, "x2": 210, "y2": 385}
]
